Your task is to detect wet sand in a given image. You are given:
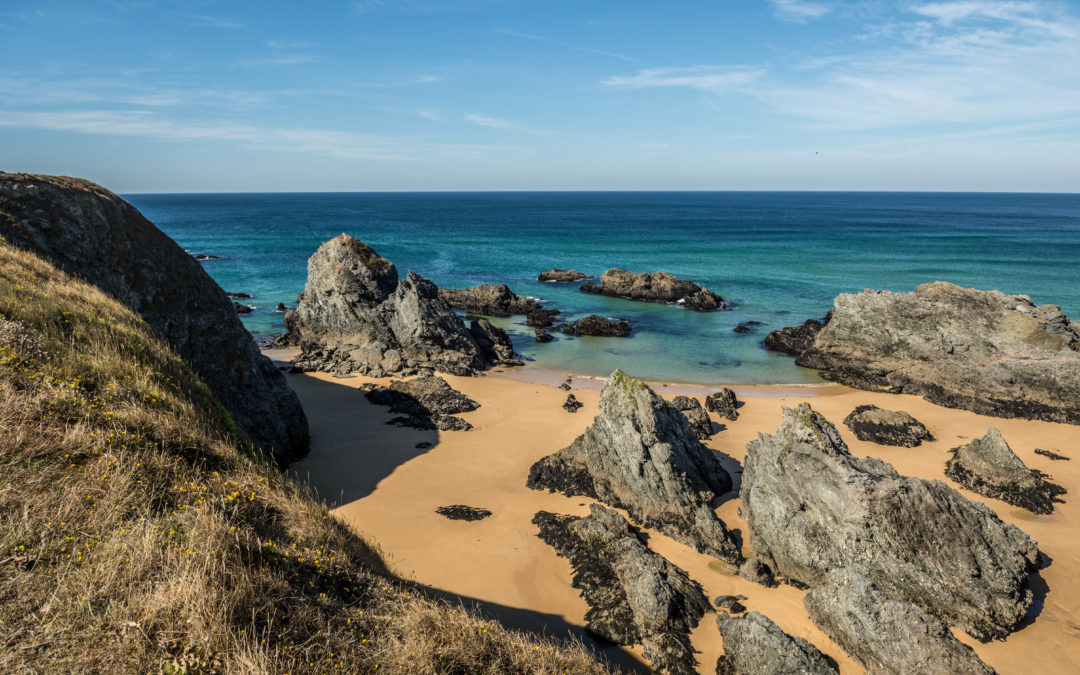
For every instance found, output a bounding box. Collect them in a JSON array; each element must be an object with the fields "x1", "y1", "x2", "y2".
[{"x1": 274, "y1": 352, "x2": 1080, "y2": 674}]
